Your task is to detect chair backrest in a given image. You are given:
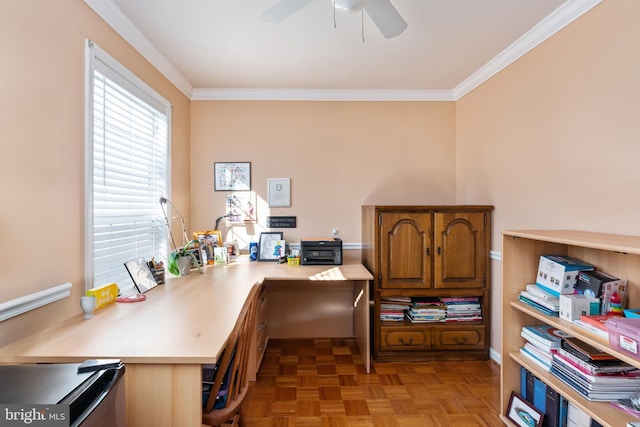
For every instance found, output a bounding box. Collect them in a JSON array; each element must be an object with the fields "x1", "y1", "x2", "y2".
[{"x1": 203, "y1": 283, "x2": 260, "y2": 416}]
